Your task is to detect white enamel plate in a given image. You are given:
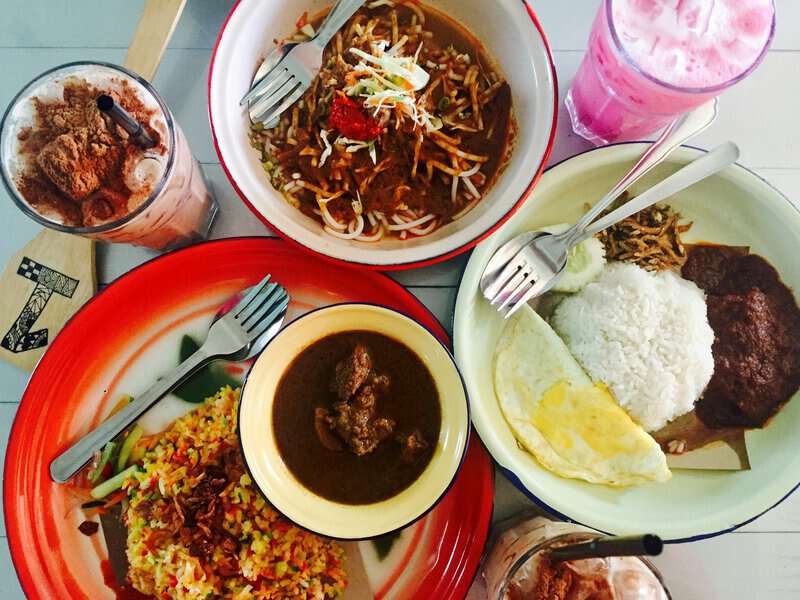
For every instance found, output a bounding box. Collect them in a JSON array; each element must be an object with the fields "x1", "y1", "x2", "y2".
[{"x1": 455, "y1": 144, "x2": 800, "y2": 542}]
